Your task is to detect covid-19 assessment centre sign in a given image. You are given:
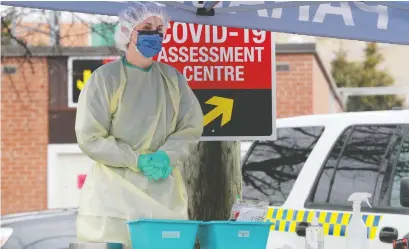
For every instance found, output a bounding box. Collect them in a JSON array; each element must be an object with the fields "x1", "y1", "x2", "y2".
[
  {"x1": 157, "y1": 22, "x2": 275, "y2": 140},
  {"x1": 68, "y1": 22, "x2": 275, "y2": 141}
]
